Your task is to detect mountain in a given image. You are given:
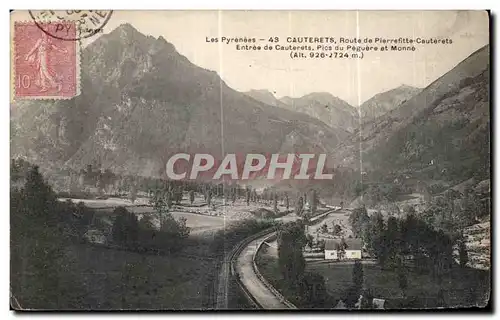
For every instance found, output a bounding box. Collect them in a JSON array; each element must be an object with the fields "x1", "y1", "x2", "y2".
[
  {"x1": 278, "y1": 92, "x2": 358, "y2": 132},
  {"x1": 333, "y1": 45, "x2": 490, "y2": 185},
  {"x1": 245, "y1": 89, "x2": 282, "y2": 107},
  {"x1": 10, "y1": 24, "x2": 350, "y2": 177},
  {"x1": 359, "y1": 85, "x2": 421, "y2": 121}
]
